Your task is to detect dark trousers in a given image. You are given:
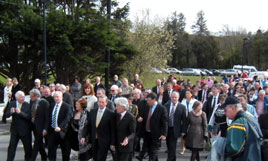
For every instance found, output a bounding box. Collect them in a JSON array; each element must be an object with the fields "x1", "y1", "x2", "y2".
[
  {"x1": 47, "y1": 131, "x2": 71, "y2": 161},
  {"x1": 93, "y1": 139, "x2": 109, "y2": 161},
  {"x1": 7, "y1": 132, "x2": 32, "y2": 161},
  {"x1": 116, "y1": 151, "x2": 132, "y2": 161},
  {"x1": 166, "y1": 127, "x2": 178, "y2": 161},
  {"x1": 138, "y1": 137, "x2": 148, "y2": 159},
  {"x1": 31, "y1": 129, "x2": 47, "y2": 161},
  {"x1": 143, "y1": 132, "x2": 160, "y2": 161}
]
